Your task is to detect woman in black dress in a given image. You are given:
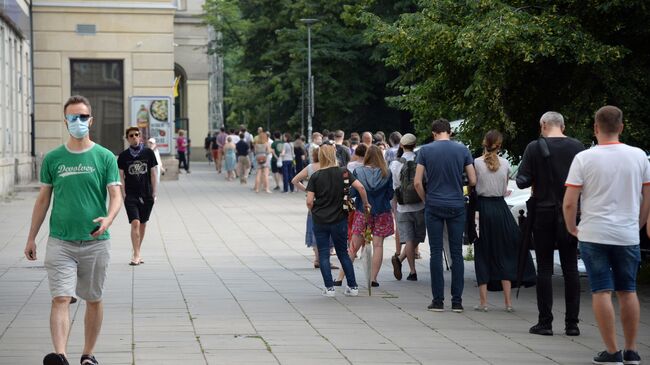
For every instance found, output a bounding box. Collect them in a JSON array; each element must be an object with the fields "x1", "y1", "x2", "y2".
[{"x1": 473, "y1": 130, "x2": 535, "y2": 312}]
